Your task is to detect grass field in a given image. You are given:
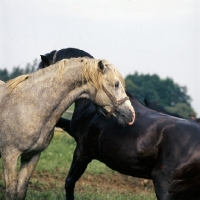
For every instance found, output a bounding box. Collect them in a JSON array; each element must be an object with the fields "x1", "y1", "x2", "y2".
[{"x1": 0, "y1": 131, "x2": 156, "y2": 200}]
